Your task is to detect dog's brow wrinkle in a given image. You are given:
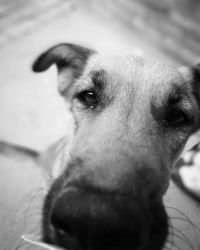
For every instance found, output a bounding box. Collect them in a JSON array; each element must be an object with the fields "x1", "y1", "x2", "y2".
[
  {"x1": 159, "y1": 84, "x2": 186, "y2": 108},
  {"x1": 166, "y1": 89, "x2": 182, "y2": 107},
  {"x1": 151, "y1": 88, "x2": 178, "y2": 119},
  {"x1": 166, "y1": 86, "x2": 195, "y2": 112},
  {"x1": 89, "y1": 69, "x2": 107, "y2": 88}
]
